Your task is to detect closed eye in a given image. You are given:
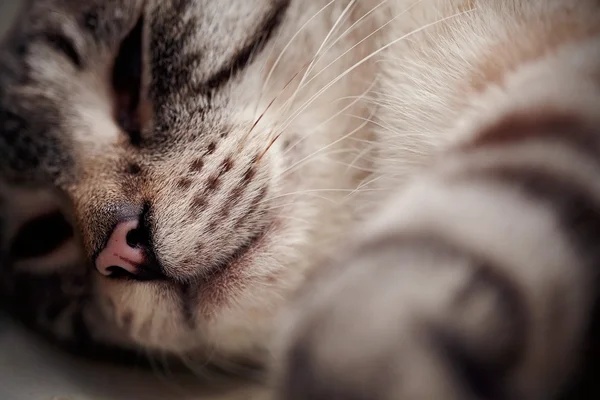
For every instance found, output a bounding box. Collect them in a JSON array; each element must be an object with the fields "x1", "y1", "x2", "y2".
[
  {"x1": 112, "y1": 16, "x2": 145, "y2": 146},
  {"x1": 10, "y1": 210, "x2": 74, "y2": 261}
]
